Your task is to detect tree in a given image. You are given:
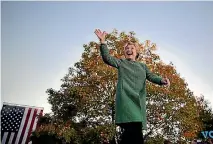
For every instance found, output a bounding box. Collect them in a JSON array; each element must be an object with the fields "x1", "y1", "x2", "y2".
[
  {"x1": 196, "y1": 95, "x2": 213, "y2": 140},
  {"x1": 145, "y1": 134, "x2": 165, "y2": 144},
  {"x1": 46, "y1": 29, "x2": 202, "y2": 143}
]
